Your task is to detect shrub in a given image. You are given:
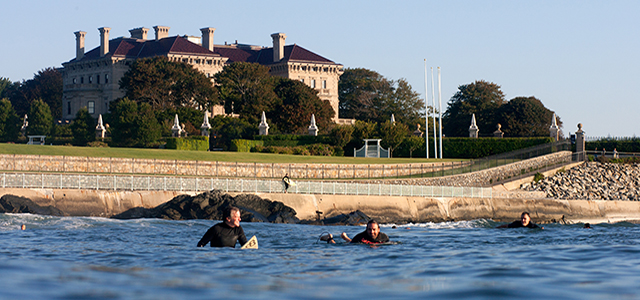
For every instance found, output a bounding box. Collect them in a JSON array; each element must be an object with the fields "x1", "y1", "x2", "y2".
[
  {"x1": 533, "y1": 172, "x2": 544, "y2": 182},
  {"x1": 231, "y1": 139, "x2": 264, "y2": 152},
  {"x1": 165, "y1": 136, "x2": 209, "y2": 151}
]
